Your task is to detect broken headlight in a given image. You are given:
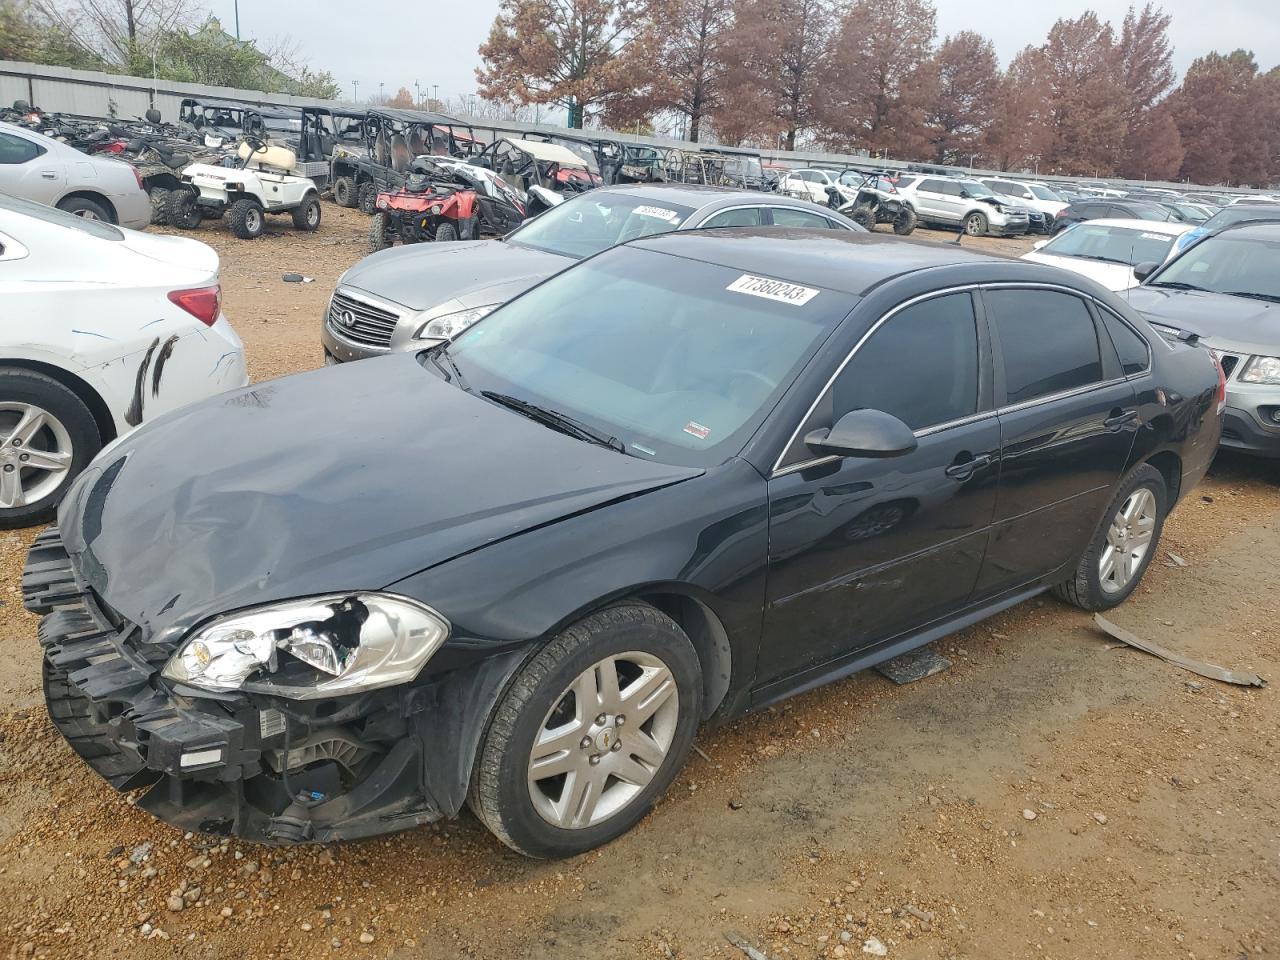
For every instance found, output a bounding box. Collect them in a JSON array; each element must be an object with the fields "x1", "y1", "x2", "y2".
[
  {"x1": 414, "y1": 304, "x2": 499, "y2": 341},
  {"x1": 162, "y1": 594, "x2": 449, "y2": 699}
]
